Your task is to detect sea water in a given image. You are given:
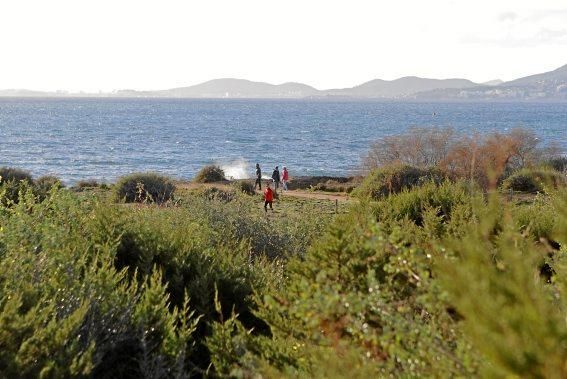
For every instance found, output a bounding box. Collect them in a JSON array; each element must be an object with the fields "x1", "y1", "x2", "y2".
[{"x1": 0, "y1": 98, "x2": 565, "y2": 184}]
